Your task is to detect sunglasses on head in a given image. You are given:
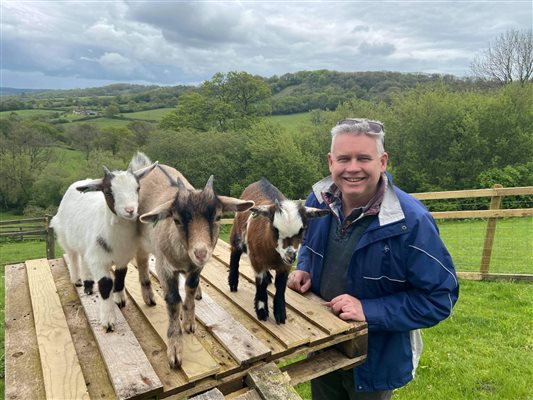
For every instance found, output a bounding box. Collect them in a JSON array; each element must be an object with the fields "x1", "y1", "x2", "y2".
[{"x1": 336, "y1": 118, "x2": 384, "y2": 134}]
